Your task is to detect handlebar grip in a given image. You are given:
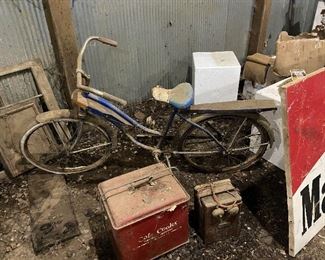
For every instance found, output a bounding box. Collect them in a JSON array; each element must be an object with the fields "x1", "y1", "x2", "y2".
[{"x1": 97, "y1": 37, "x2": 118, "y2": 47}]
